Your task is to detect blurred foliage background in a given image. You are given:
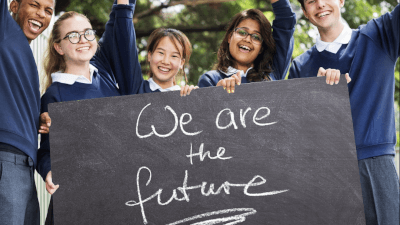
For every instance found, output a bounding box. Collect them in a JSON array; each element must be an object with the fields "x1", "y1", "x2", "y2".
[{"x1": 56, "y1": 0, "x2": 399, "y2": 147}]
